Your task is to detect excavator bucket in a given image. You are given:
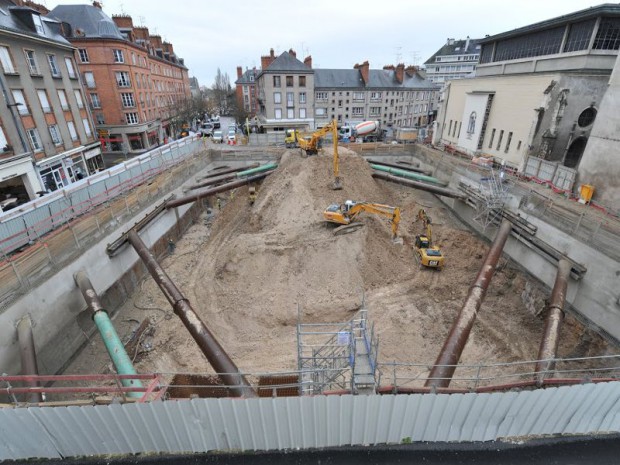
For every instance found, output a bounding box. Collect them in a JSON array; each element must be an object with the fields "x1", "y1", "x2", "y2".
[{"x1": 332, "y1": 177, "x2": 343, "y2": 190}]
